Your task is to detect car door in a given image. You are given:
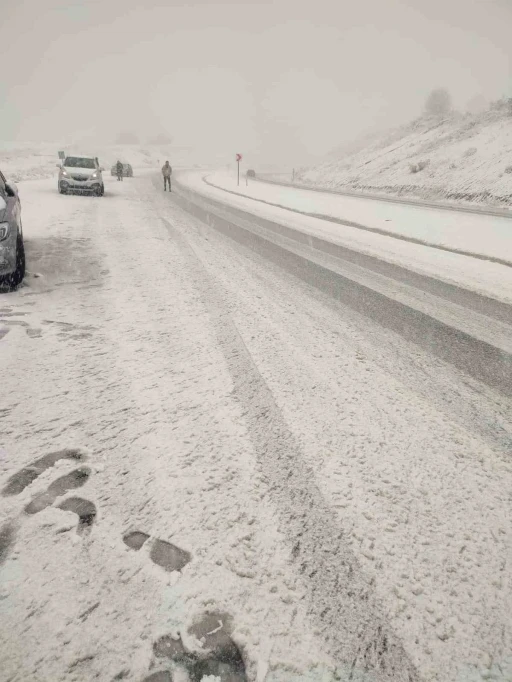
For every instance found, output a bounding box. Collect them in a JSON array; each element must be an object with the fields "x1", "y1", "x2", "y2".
[
  {"x1": 0, "y1": 171, "x2": 19, "y2": 237},
  {"x1": 0, "y1": 171, "x2": 22, "y2": 233}
]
